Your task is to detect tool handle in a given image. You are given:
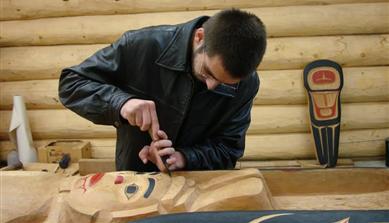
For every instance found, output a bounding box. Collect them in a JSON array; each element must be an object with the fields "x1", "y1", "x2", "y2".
[{"x1": 59, "y1": 154, "x2": 71, "y2": 169}]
